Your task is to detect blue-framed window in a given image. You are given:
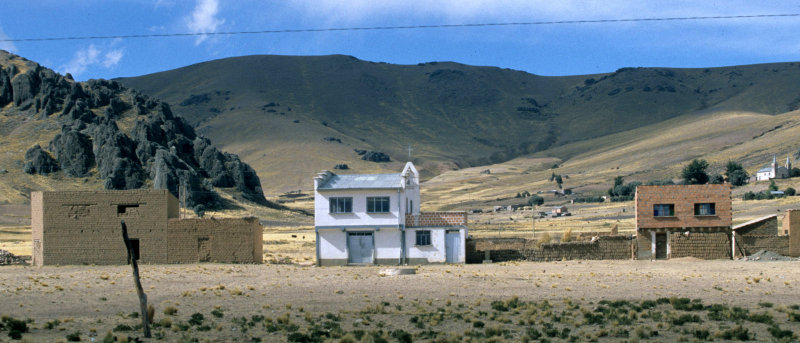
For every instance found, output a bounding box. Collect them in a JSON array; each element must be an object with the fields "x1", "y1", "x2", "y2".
[
  {"x1": 415, "y1": 230, "x2": 431, "y2": 246},
  {"x1": 330, "y1": 197, "x2": 352, "y2": 213},
  {"x1": 367, "y1": 197, "x2": 390, "y2": 213},
  {"x1": 694, "y1": 203, "x2": 715, "y2": 216},
  {"x1": 653, "y1": 204, "x2": 674, "y2": 217}
]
